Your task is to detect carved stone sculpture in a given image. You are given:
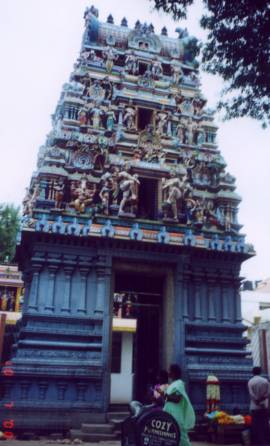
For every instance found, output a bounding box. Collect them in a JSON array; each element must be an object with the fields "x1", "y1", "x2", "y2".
[
  {"x1": 162, "y1": 172, "x2": 185, "y2": 221},
  {"x1": 175, "y1": 122, "x2": 185, "y2": 143},
  {"x1": 152, "y1": 58, "x2": 163, "y2": 79},
  {"x1": 54, "y1": 181, "x2": 65, "y2": 209},
  {"x1": 71, "y1": 177, "x2": 96, "y2": 213},
  {"x1": 118, "y1": 169, "x2": 140, "y2": 216},
  {"x1": 78, "y1": 107, "x2": 88, "y2": 126},
  {"x1": 90, "y1": 103, "x2": 103, "y2": 128},
  {"x1": 102, "y1": 46, "x2": 117, "y2": 73},
  {"x1": 125, "y1": 52, "x2": 138, "y2": 75},
  {"x1": 99, "y1": 172, "x2": 113, "y2": 215},
  {"x1": 101, "y1": 76, "x2": 113, "y2": 100},
  {"x1": 104, "y1": 106, "x2": 116, "y2": 132},
  {"x1": 123, "y1": 107, "x2": 136, "y2": 130},
  {"x1": 171, "y1": 61, "x2": 183, "y2": 85},
  {"x1": 22, "y1": 185, "x2": 40, "y2": 217},
  {"x1": 193, "y1": 96, "x2": 206, "y2": 115},
  {"x1": 185, "y1": 118, "x2": 196, "y2": 145},
  {"x1": 156, "y1": 111, "x2": 168, "y2": 135}
]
